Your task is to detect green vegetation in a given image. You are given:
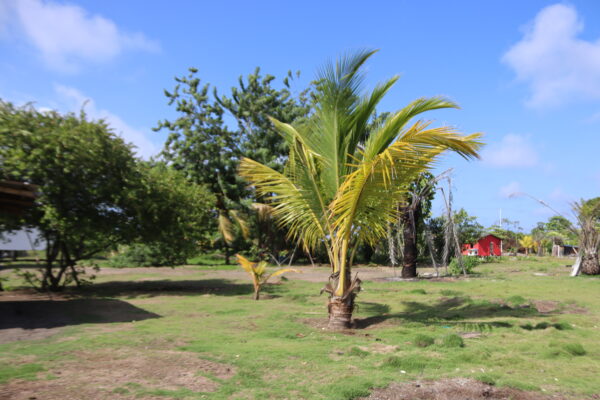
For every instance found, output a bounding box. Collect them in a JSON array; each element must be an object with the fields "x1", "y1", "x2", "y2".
[
  {"x1": 240, "y1": 50, "x2": 482, "y2": 328},
  {"x1": 1, "y1": 257, "x2": 599, "y2": 398},
  {"x1": 413, "y1": 334, "x2": 435, "y2": 348},
  {"x1": 449, "y1": 256, "x2": 480, "y2": 275},
  {"x1": 235, "y1": 254, "x2": 299, "y2": 300},
  {"x1": 0, "y1": 102, "x2": 214, "y2": 289}
]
